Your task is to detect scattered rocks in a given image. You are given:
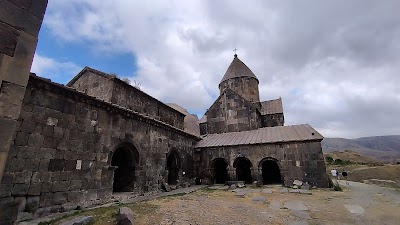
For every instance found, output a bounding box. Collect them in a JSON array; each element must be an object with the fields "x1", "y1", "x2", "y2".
[
  {"x1": 293, "y1": 180, "x2": 303, "y2": 186},
  {"x1": 344, "y1": 204, "x2": 365, "y2": 215},
  {"x1": 251, "y1": 196, "x2": 266, "y2": 202},
  {"x1": 301, "y1": 183, "x2": 310, "y2": 190},
  {"x1": 268, "y1": 201, "x2": 281, "y2": 210},
  {"x1": 283, "y1": 202, "x2": 308, "y2": 211},
  {"x1": 298, "y1": 190, "x2": 312, "y2": 195},
  {"x1": 292, "y1": 210, "x2": 311, "y2": 219},
  {"x1": 262, "y1": 188, "x2": 273, "y2": 194},
  {"x1": 59, "y1": 216, "x2": 94, "y2": 225},
  {"x1": 117, "y1": 207, "x2": 135, "y2": 225}
]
